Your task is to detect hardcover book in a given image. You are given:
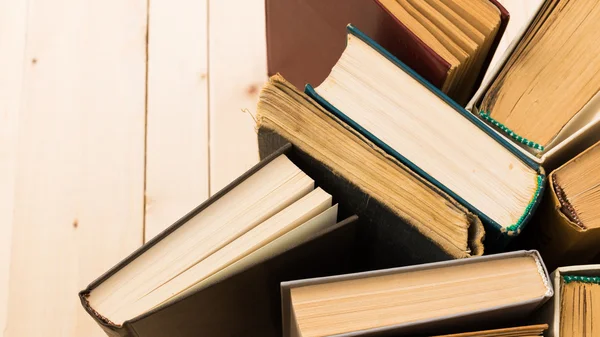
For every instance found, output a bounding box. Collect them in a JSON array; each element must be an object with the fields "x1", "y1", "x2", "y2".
[
  {"x1": 471, "y1": 0, "x2": 600, "y2": 169},
  {"x1": 524, "y1": 140, "x2": 600, "y2": 270},
  {"x1": 280, "y1": 251, "x2": 552, "y2": 337},
  {"x1": 80, "y1": 146, "x2": 359, "y2": 337},
  {"x1": 537, "y1": 265, "x2": 600, "y2": 337},
  {"x1": 257, "y1": 75, "x2": 485, "y2": 267},
  {"x1": 301, "y1": 25, "x2": 544, "y2": 248},
  {"x1": 266, "y1": 0, "x2": 509, "y2": 104}
]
